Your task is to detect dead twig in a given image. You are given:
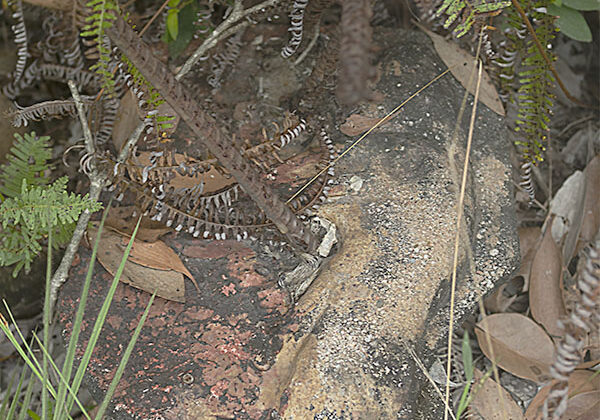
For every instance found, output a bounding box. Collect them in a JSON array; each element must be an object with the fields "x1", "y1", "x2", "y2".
[{"x1": 48, "y1": 80, "x2": 106, "y2": 316}]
